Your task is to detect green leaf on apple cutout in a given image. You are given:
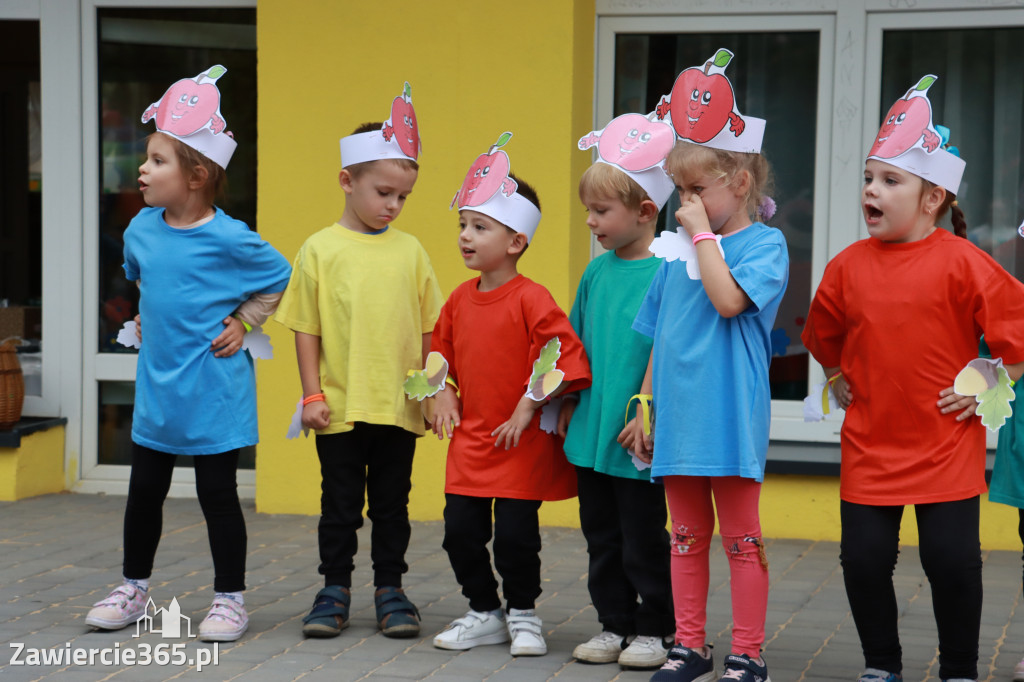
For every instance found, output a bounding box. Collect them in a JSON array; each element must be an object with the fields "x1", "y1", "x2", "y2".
[
  {"x1": 206, "y1": 65, "x2": 226, "y2": 80},
  {"x1": 713, "y1": 49, "x2": 733, "y2": 68},
  {"x1": 496, "y1": 131, "x2": 513, "y2": 148},
  {"x1": 404, "y1": 81, "x2": 412, "y2": 98},
  {"x1": 915, "y1": 75, "x2": 936, "y2": 91}
]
